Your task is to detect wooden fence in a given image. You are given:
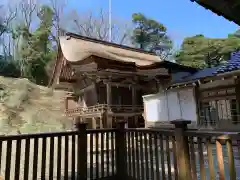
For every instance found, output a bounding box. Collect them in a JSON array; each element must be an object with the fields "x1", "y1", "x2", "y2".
[{"x1": 0, "y1": 120, "x2": 240, "y2": 180}]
